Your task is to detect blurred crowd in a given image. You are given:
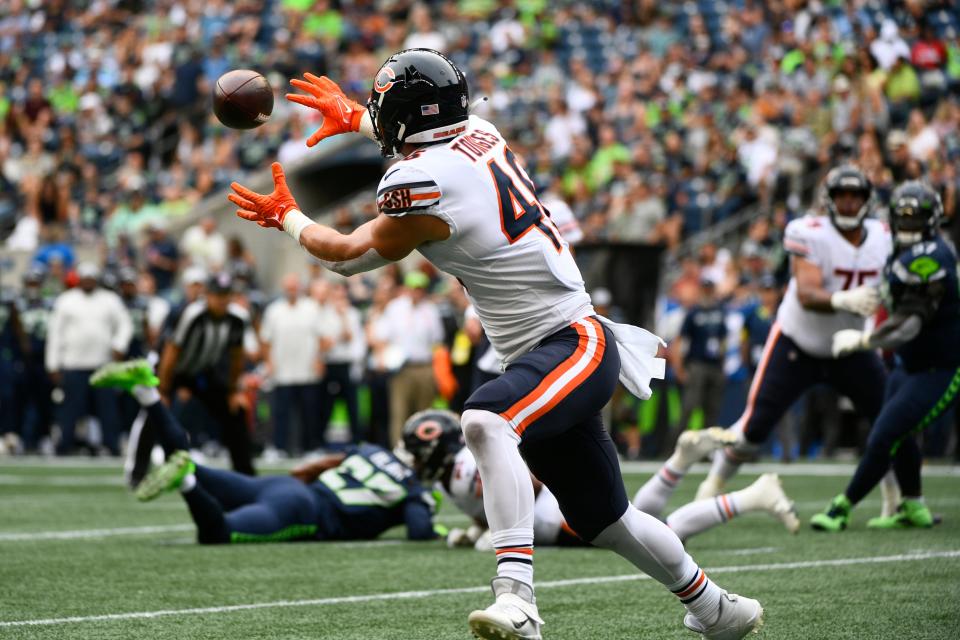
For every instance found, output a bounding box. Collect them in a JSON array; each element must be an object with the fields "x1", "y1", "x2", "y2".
[{"x1": 2, "y1": 0, "x2": 960, "y2": 460}]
